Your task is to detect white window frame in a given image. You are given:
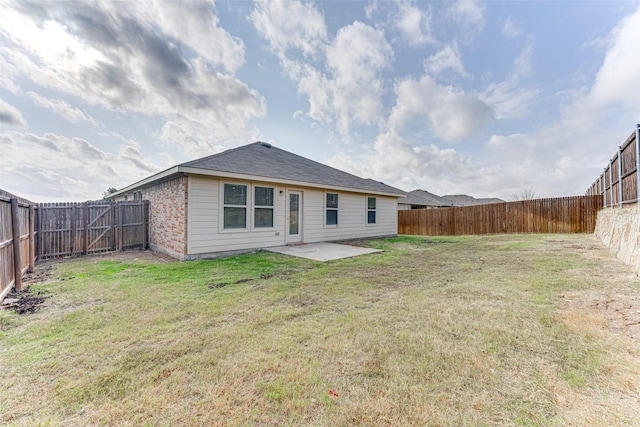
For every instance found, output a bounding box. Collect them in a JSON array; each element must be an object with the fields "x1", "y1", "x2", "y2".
[
  {"x1": 252, "y1": 185, "x2": 275, "y2": 230},
  {"x1": 366, "y1": 196, "x2": 377, "y2": 226},
  {"x1": 324, "y1": 192, "x2": 339, "y2": 228},
  {"x1": 220, "y1": 181, "x2": 249, "y2": 232}
]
